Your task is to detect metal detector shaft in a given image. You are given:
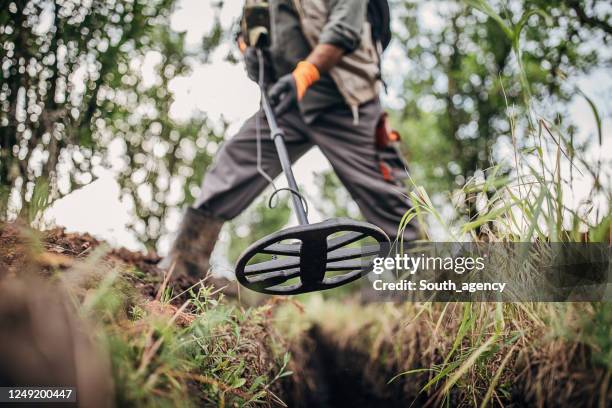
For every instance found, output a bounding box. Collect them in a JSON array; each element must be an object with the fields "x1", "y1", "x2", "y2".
[{"x1": 260, "y1": 88, "x2": 309, "y2": 225}]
